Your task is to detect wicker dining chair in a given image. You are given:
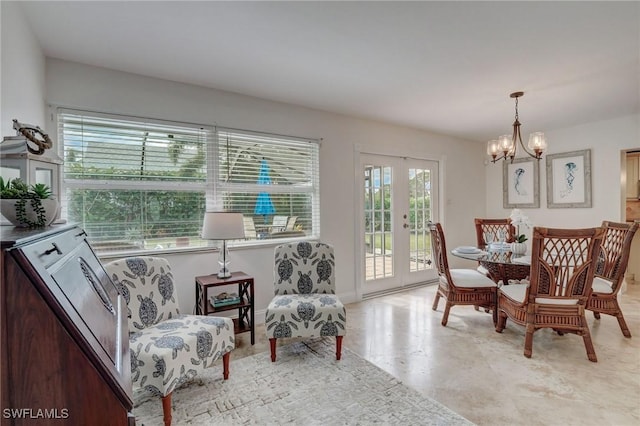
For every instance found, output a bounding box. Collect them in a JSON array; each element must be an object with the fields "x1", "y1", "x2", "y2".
[
  {"x1": 429, "y1": 222, "x2": 498, "y2": 326},
  {"x1": 474, "y1": 218, "x2": 516, "y2": 248},
  {"x1": 586, "y1": 220, "x2": 638, "y2": 337},
  {"x1": 473, "y1": 218, "x2": 516, "y2": 281},
  {"x1": 495, "y1": 226, "x2": 604, "y2": 362}
]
